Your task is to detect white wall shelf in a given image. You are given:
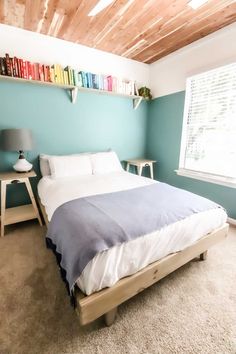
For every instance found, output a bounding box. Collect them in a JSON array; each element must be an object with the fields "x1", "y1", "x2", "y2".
[{"x1": 0, "y1": 75, "x2": 143, "y2": 109}]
